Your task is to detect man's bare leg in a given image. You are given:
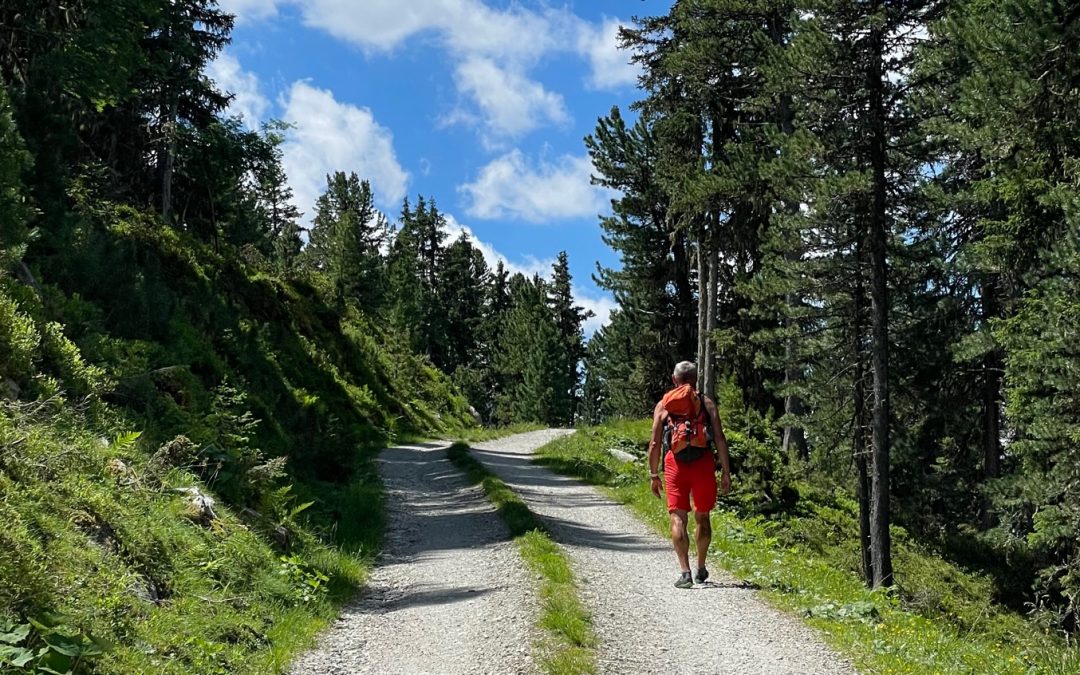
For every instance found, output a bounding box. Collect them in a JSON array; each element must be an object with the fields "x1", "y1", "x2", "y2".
[
  {"x1": 693, "y1": 511, "x2": 712, "y2": 571},
  {"x1": 669, "y1": 510, "x2": 691, "y2": 572}
]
